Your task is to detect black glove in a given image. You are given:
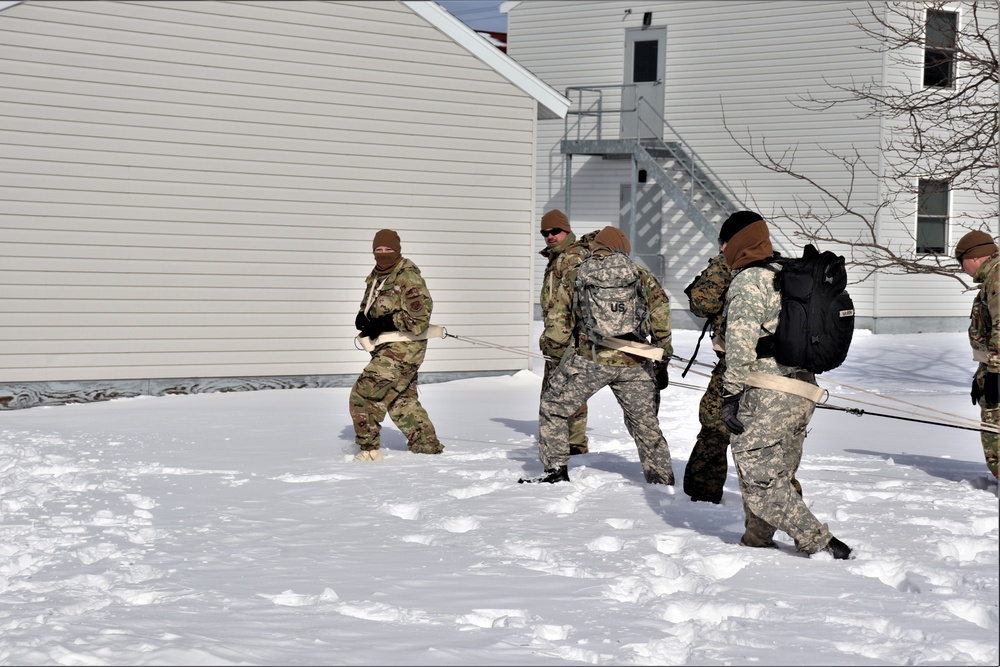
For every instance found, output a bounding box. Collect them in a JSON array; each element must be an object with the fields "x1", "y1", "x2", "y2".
[
  {"x1": 362, "y1": 313, "x2": 397, "y2": 340},
  {"x1": 971, "y1": 376, "x2": 983, "y2": 405},
  {"x1": 355, "y1": 312, "x2": 369, "y2": 332},
  {"x1": 721, "y1": 392, "x2": 745, "y2": 435},
  {"x1": 653, "y1": 361, "x2": 669, "y2": 391},
  {"x1": 982, "y1": 372, "x2": 999, "y2": 406}
]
